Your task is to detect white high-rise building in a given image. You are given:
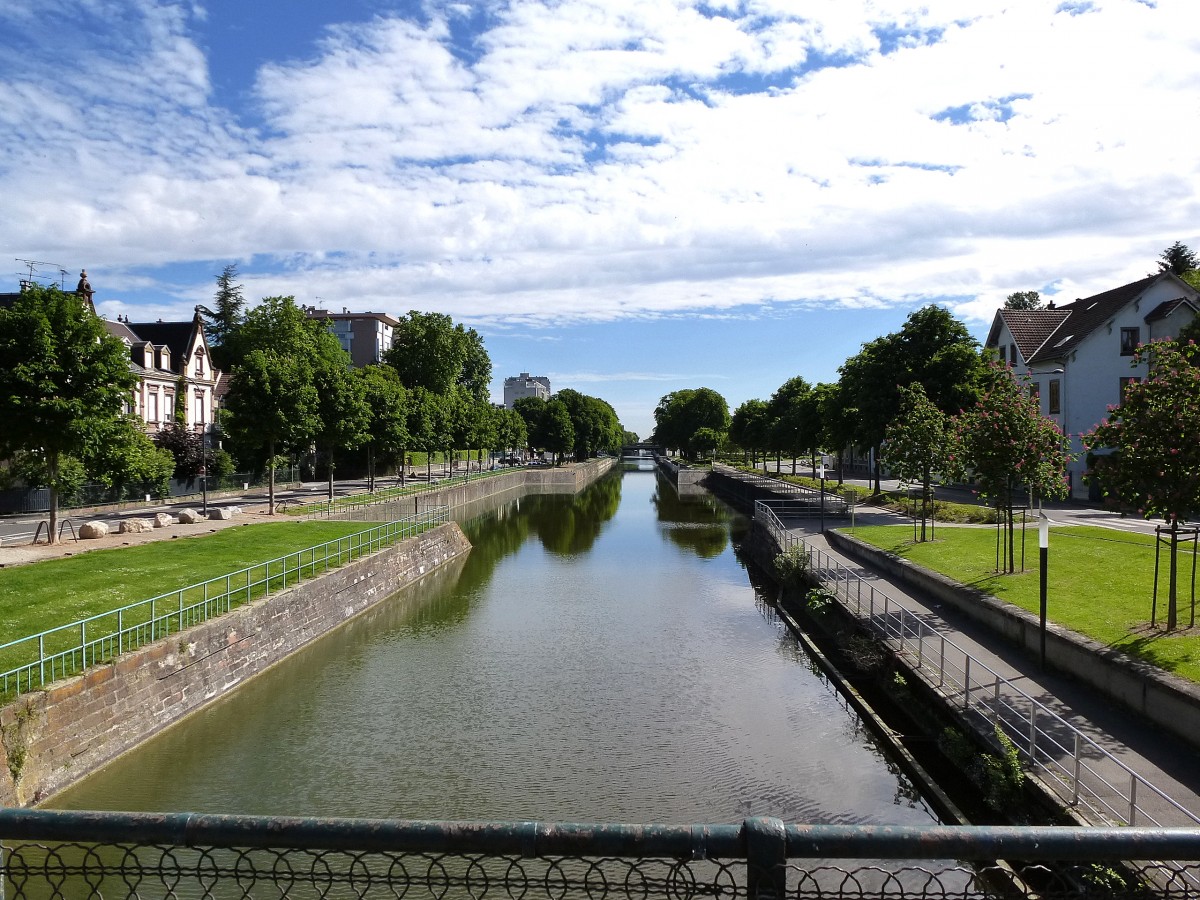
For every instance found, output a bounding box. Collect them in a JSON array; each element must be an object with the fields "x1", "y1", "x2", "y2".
[{"x1": 503, "y1": 372, "x2": 551, "y2": 407}]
